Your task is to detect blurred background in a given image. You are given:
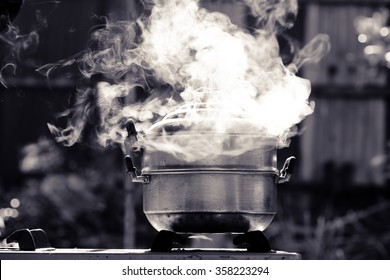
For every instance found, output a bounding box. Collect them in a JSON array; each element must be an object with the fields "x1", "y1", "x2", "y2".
[{"x1": 1, "y1": 0, "x2": 390, "y2": 259}]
